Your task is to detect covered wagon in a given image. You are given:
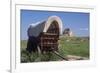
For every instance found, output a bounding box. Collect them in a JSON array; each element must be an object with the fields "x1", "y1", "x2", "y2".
[{"x1": 26, "y1": 16, "x2": 63, "y2": 53}]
